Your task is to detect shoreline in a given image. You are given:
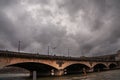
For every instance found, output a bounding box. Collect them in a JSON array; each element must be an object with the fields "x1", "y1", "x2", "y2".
[{"x1": 0, "y1": 69, "x2": 120, "y2": 78}]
